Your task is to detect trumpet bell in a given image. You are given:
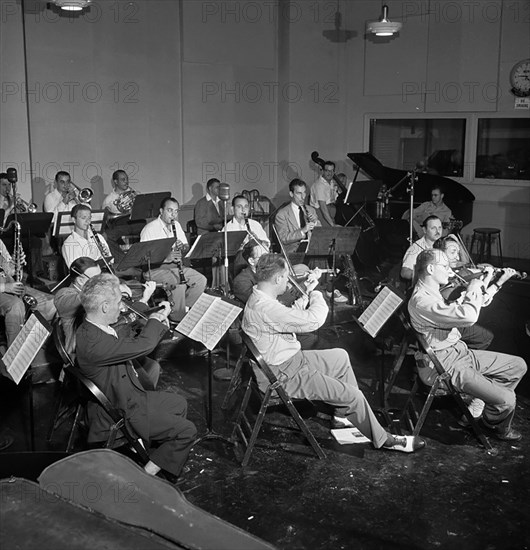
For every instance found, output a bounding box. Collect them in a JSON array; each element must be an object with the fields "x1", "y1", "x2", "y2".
[{"x1": 79, "y1": 188, "x2": 94, "y2": 203}]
